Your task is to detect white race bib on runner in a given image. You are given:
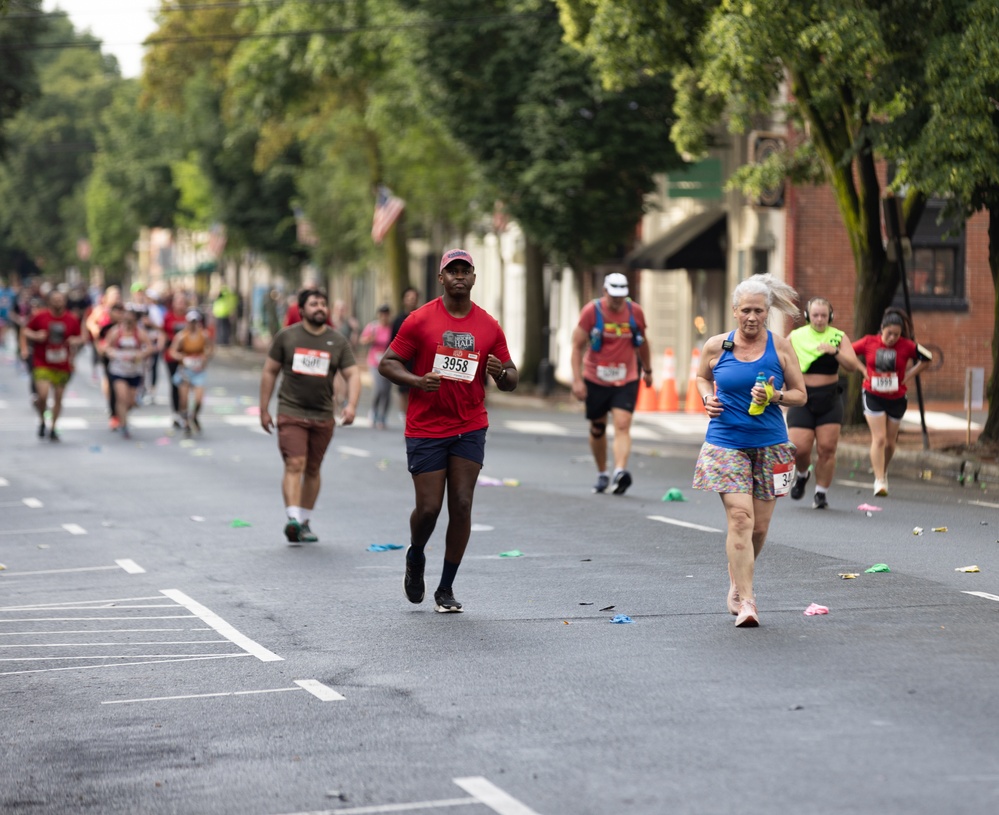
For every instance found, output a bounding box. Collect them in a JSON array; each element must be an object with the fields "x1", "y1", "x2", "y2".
[
  {"x1": 433, "y1": 345, "x2": 479, "y2": 382},
  {"x1": 871, "y1": 372, "x2": 899, "y2": 393},
  {"x1": 596, "y1": 363, "x2": 626, "y2": 383},
  {"x1": 773, "y1": 462, "x2": 793, "y2": 498},
  {"x1": 292, "y1": 348, "x2": 331, "y2": 377},
  {"x1": 45, "y1": 347, "x2": 68, "y2": 365},
  {"x1": 183, "y1": 355, "x2": 205, "y2": 371}
]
